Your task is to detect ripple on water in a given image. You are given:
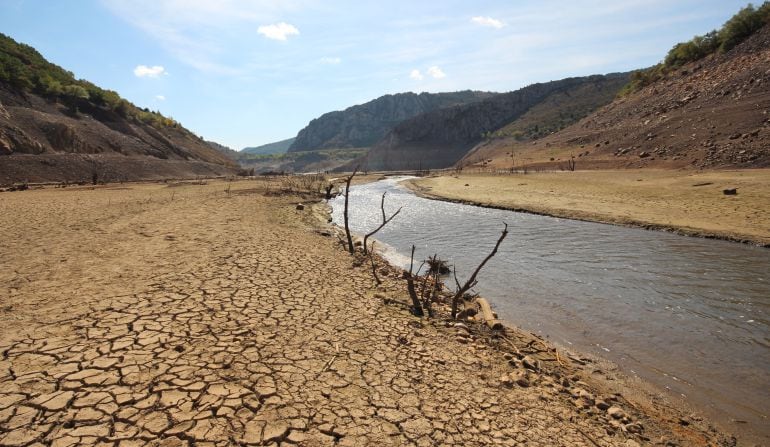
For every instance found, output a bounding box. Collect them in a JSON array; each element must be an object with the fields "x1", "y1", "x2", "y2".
[{"x1": 330, "y1": 176, "x2": 770, "y2": 442}]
